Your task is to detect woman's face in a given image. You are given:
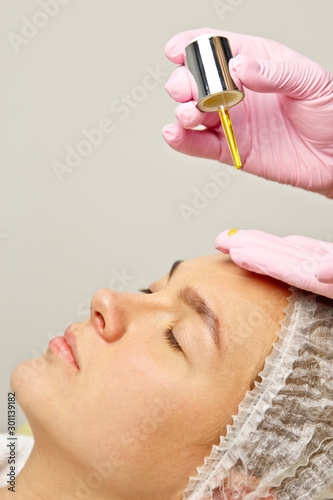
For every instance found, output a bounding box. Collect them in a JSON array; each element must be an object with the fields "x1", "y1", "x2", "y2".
[{"x1": 12, "y1": 254, "x2": 289, "y2": 500}]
